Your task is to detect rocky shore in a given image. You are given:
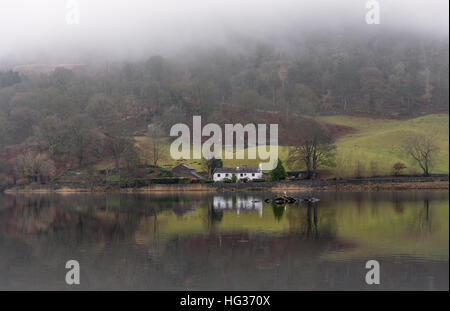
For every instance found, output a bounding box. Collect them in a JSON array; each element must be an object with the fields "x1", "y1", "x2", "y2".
[{"x1": 3, "y1": 175, "x2": 448, "y2": 193}]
